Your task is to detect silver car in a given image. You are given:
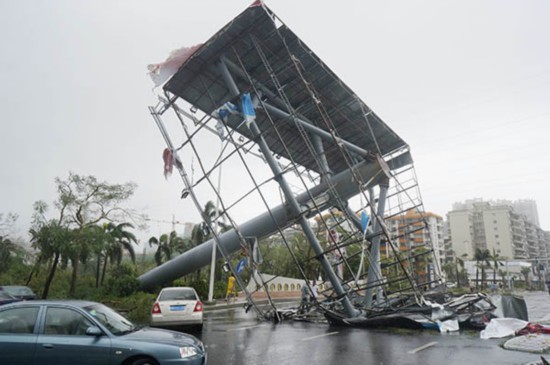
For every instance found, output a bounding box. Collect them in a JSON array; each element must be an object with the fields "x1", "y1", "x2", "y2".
[{"x1": 151, "y1": 287, "x2": 204, "y2": 331}]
